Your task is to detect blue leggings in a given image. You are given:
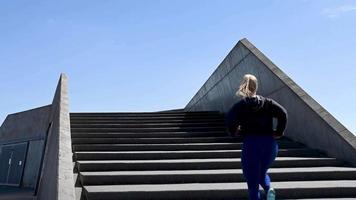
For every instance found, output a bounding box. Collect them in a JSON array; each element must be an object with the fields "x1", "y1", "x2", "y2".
[{"x1": 241, "y1": 135, "x2": 278, "y2": 200}]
